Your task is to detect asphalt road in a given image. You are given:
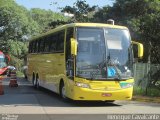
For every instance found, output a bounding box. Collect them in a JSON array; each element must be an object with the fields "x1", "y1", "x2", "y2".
[{"x1": 0, "y1": 77, "x2": 160, "y2": 120}]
